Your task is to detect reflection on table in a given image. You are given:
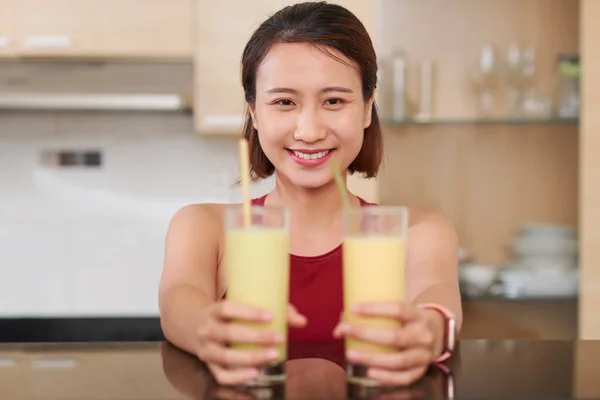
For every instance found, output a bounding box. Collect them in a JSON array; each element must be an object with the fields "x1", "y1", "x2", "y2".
[{"x1": 160, "y1": 340, "x2": 455, "y2": 400}]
